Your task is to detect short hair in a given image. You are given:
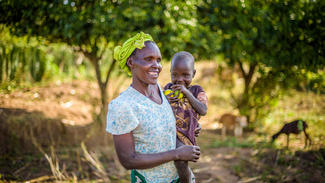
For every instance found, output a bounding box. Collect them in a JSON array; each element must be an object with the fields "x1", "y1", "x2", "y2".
[{"x1": 171, "y1": 51, "x2": 195, "y2": 67}]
